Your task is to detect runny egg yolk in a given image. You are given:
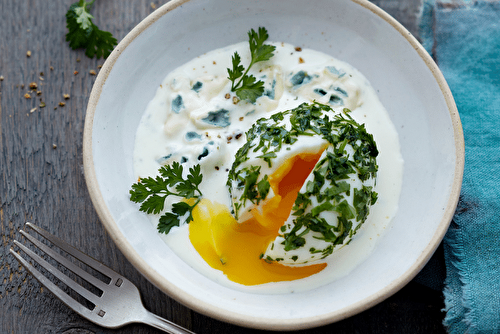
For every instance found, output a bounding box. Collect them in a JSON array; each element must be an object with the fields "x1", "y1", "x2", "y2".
[{"x1": 189, "y1": 150, "x2": 327, "y2": 285}]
